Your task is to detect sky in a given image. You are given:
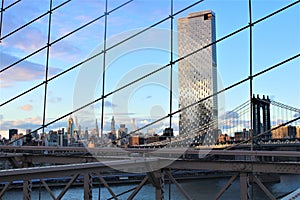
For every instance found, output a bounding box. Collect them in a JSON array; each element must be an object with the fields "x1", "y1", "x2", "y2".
[{"x1": 0, "y1": 0, "x2": 299, "y2": 138}]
